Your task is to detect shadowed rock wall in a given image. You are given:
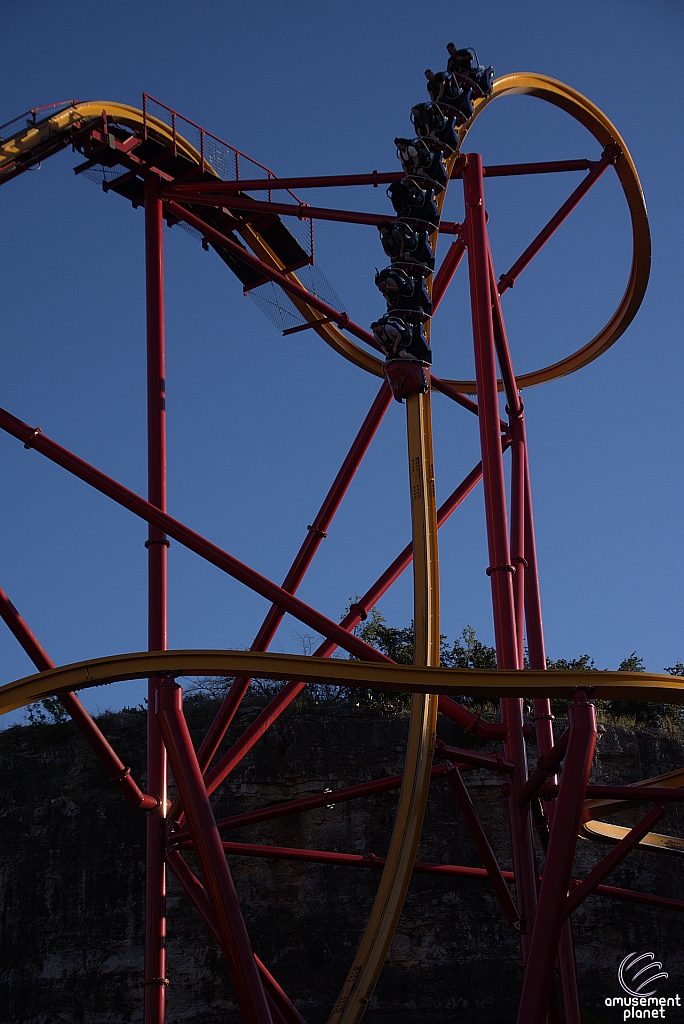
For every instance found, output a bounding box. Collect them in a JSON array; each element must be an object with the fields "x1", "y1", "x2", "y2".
[{"x1": 1, "y1": 703, "x2": 683, "y2": 1024}]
